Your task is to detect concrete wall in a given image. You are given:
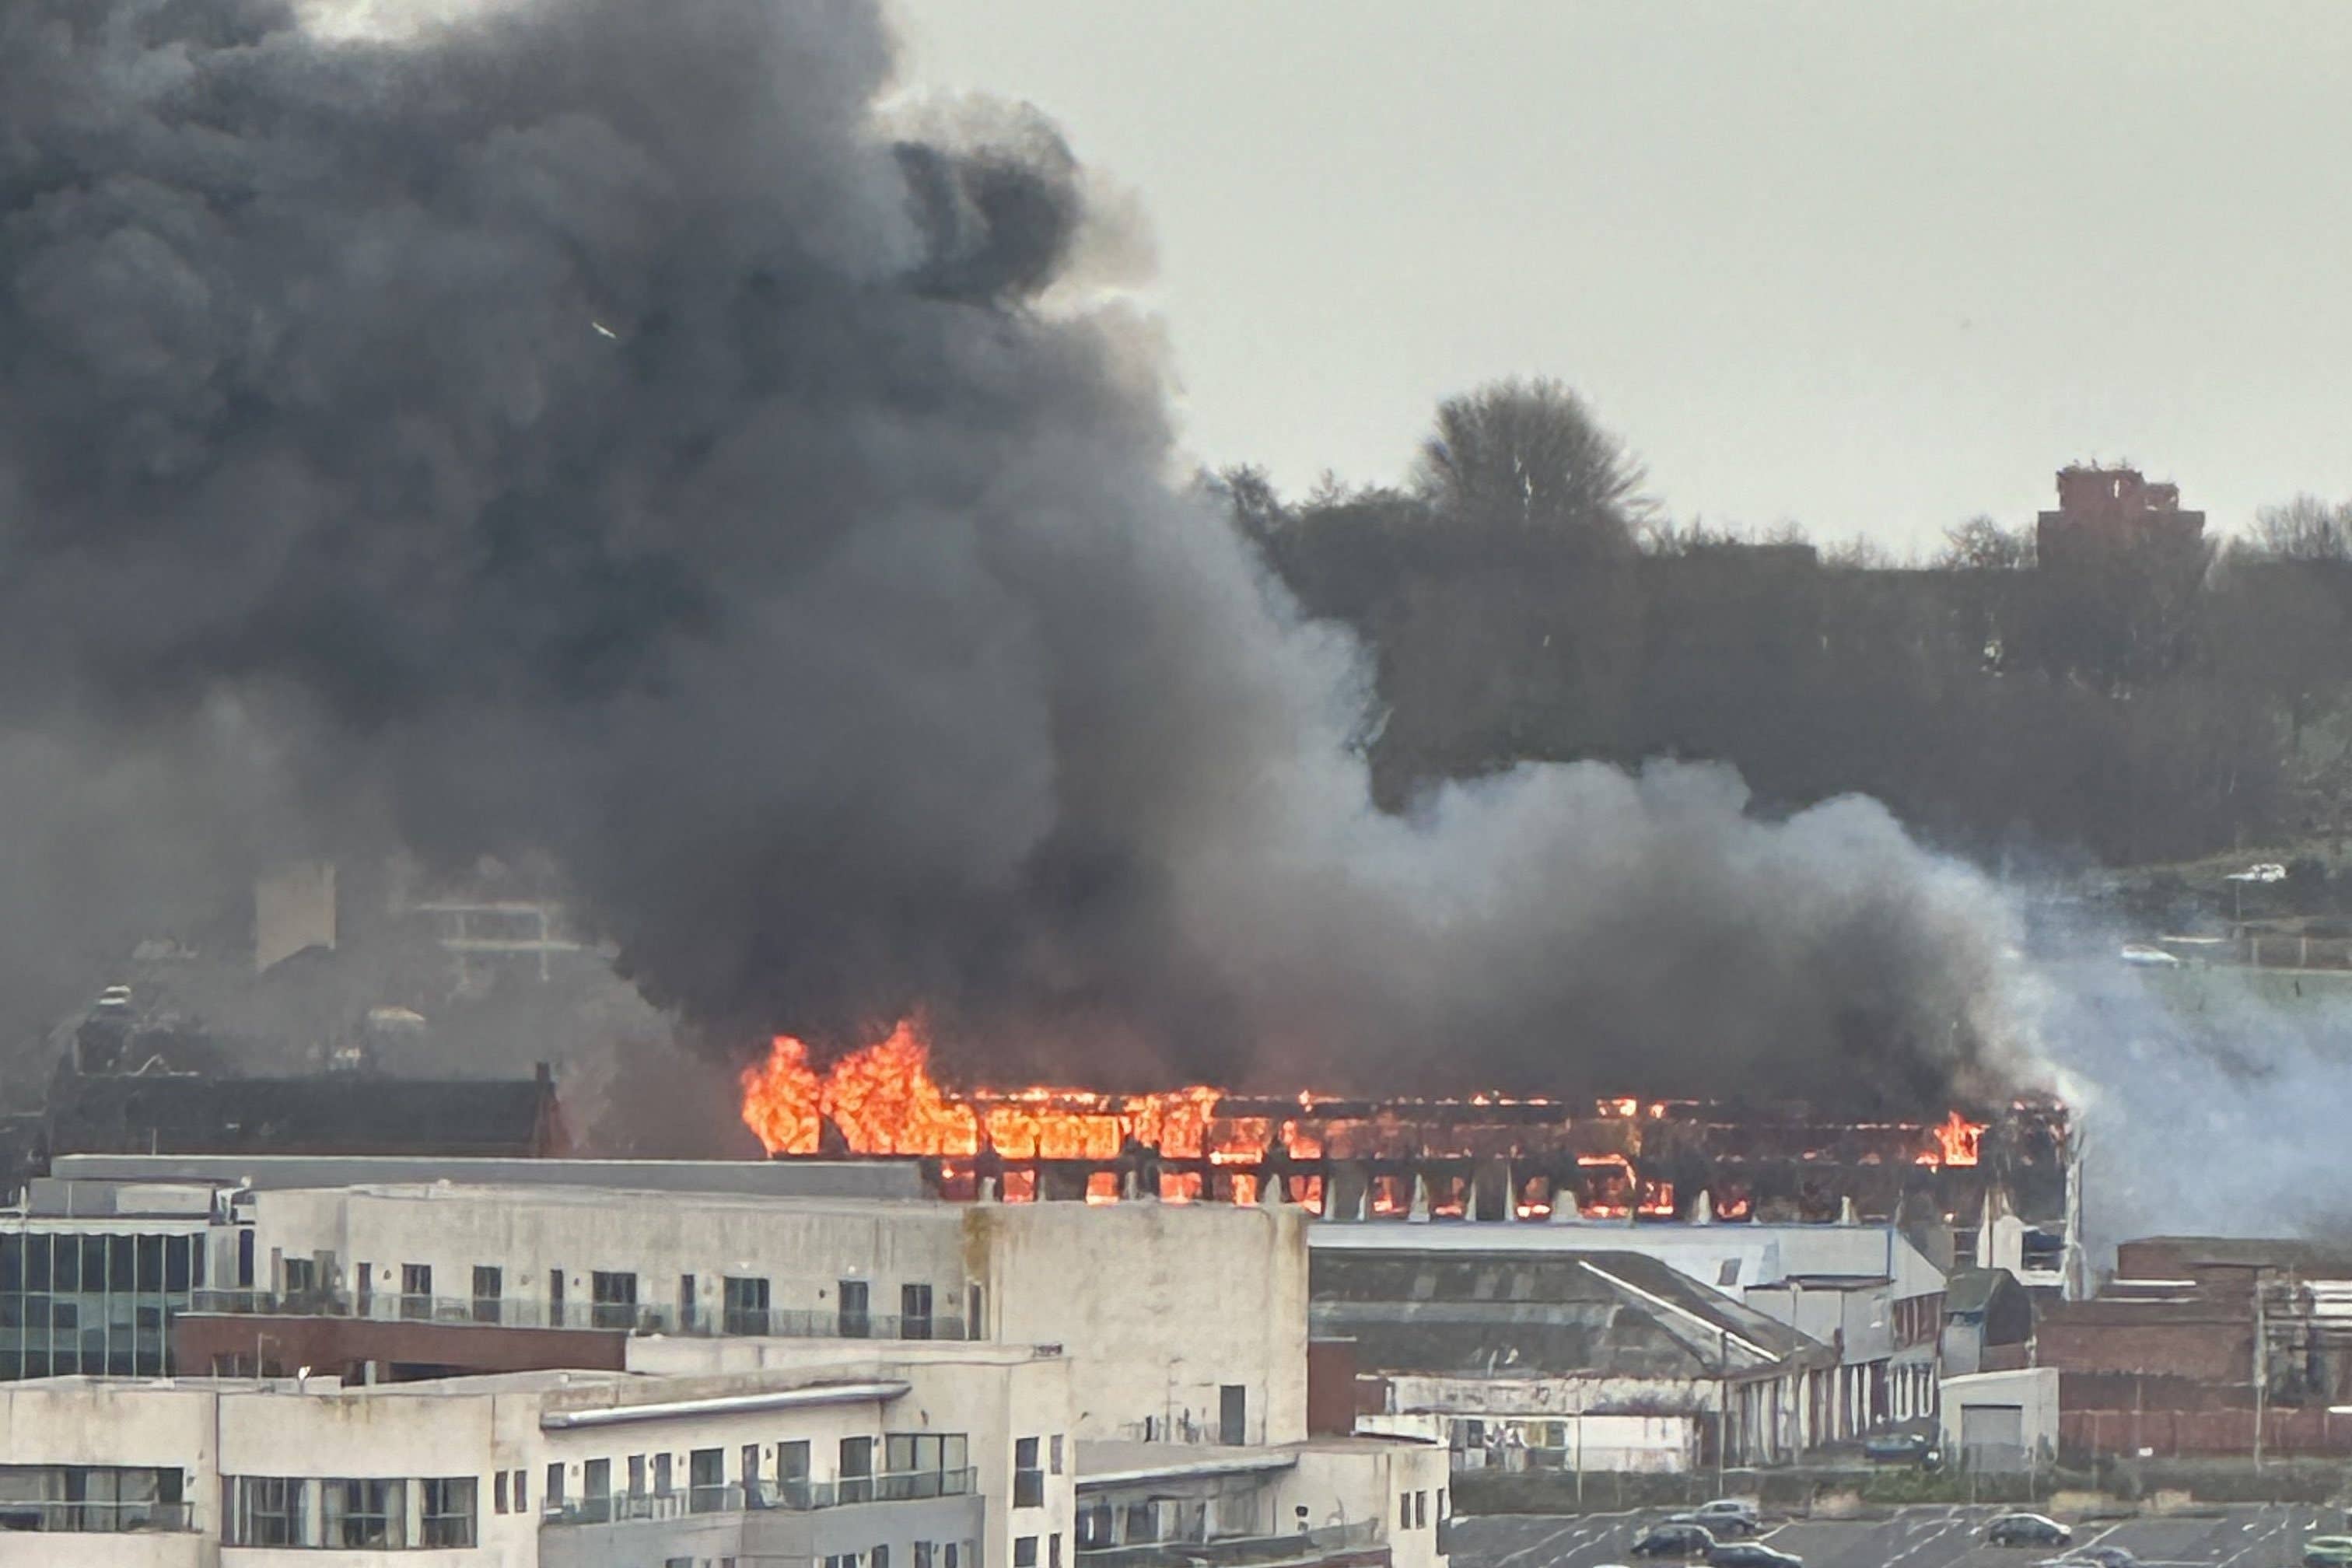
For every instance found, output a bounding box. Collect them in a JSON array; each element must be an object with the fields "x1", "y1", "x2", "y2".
[
  {"x1": 1280, "y1": 1440, "x2": 1450, "y2": 1568},
  {"x1": 975, "y1": 1201, "x2": 1310, "y2": 1447}
]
